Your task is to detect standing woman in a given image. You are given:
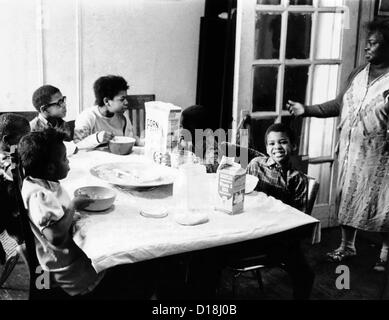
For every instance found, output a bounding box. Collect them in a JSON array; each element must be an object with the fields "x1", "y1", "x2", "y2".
[{"x1": 287, "y1": 19, "x2": 389, "y2": 271}]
